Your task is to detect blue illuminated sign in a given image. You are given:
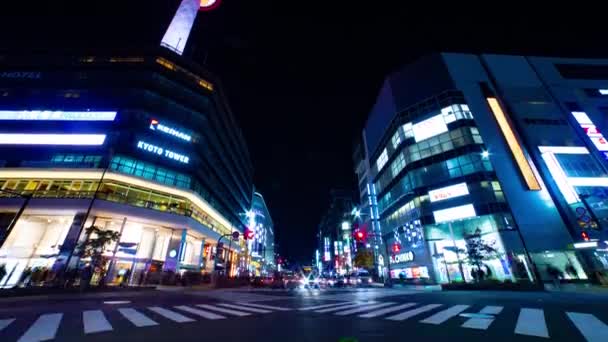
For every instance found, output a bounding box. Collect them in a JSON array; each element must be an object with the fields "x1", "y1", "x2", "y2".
[
  {"x1": 137, "y1": 140, "x2": 189, "y2": 164},
  {"x1": 0, "y1": 110, "x2": 116, "y2": 121},
  {"x1": 150, "y1": 119, "x2": 191, "y2": 142}
]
